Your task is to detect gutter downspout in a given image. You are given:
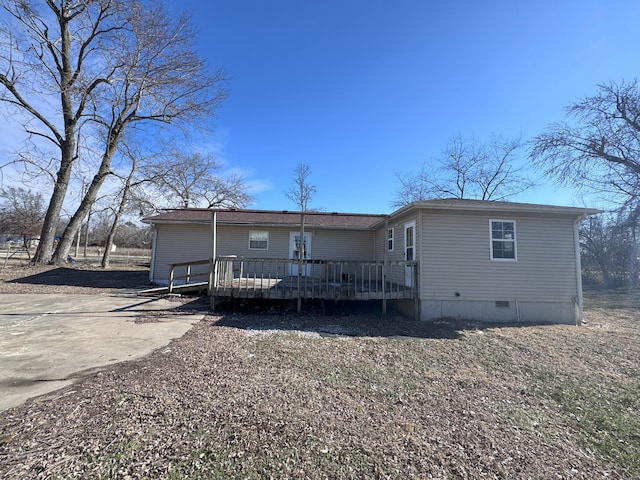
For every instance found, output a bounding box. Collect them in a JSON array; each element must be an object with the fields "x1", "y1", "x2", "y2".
[
  {"x1": 573, "y1": 215, "x2": 585, "y2": 326},
  {"x1": 149, "y1": 226, "x2": 157, "y2": 283}
]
